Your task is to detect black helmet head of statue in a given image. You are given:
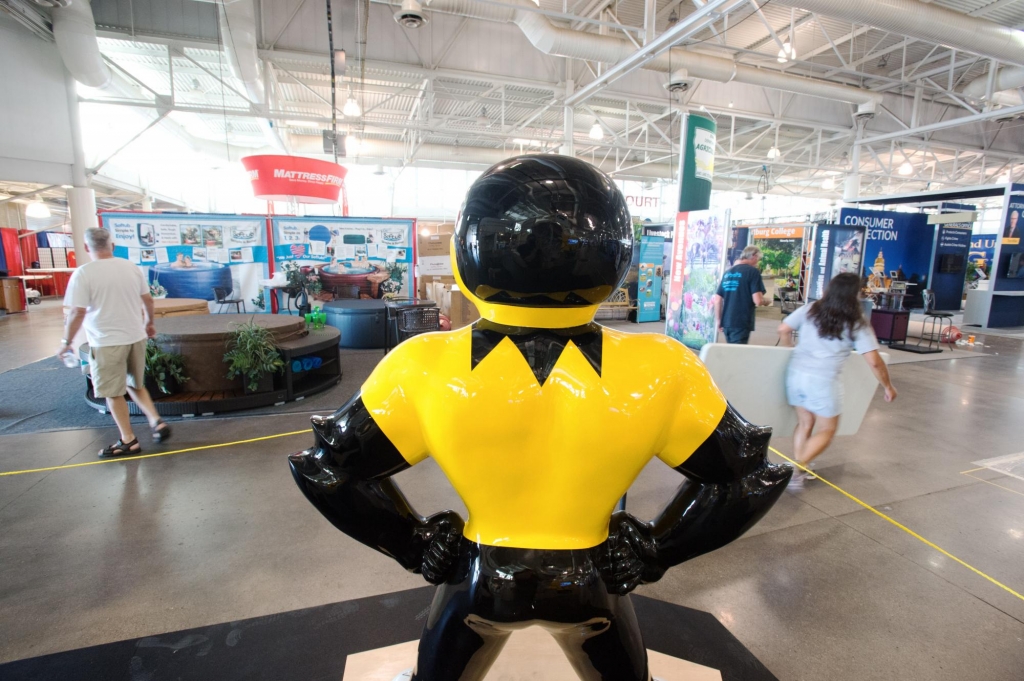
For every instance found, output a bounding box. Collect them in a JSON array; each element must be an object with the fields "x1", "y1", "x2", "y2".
[{"x1": 453, "y1": 154, "x2": 633, "y2": 327}]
